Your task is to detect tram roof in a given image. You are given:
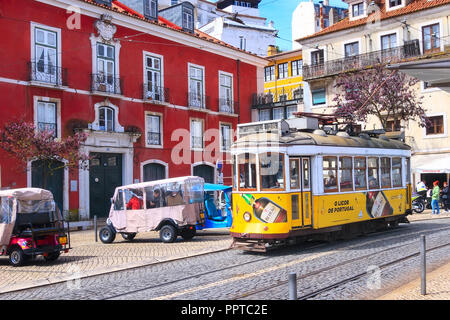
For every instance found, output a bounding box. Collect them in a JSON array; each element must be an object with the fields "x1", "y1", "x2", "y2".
[{"x1": 232, "y1": 131, "x2": 411, "y2": 151}]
